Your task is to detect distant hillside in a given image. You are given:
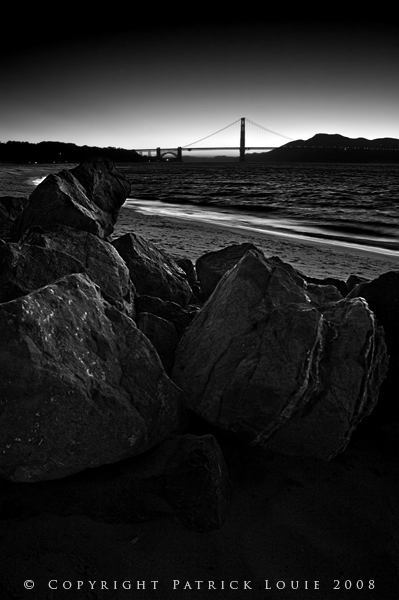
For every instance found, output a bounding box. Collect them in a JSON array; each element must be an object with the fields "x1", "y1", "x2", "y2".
[
  {"x1": 0, "y1": 141, "x2": 146, "y2": 163},
  {"x1": 247, "y1": 133, "x2": 399, "y2": 163}
]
